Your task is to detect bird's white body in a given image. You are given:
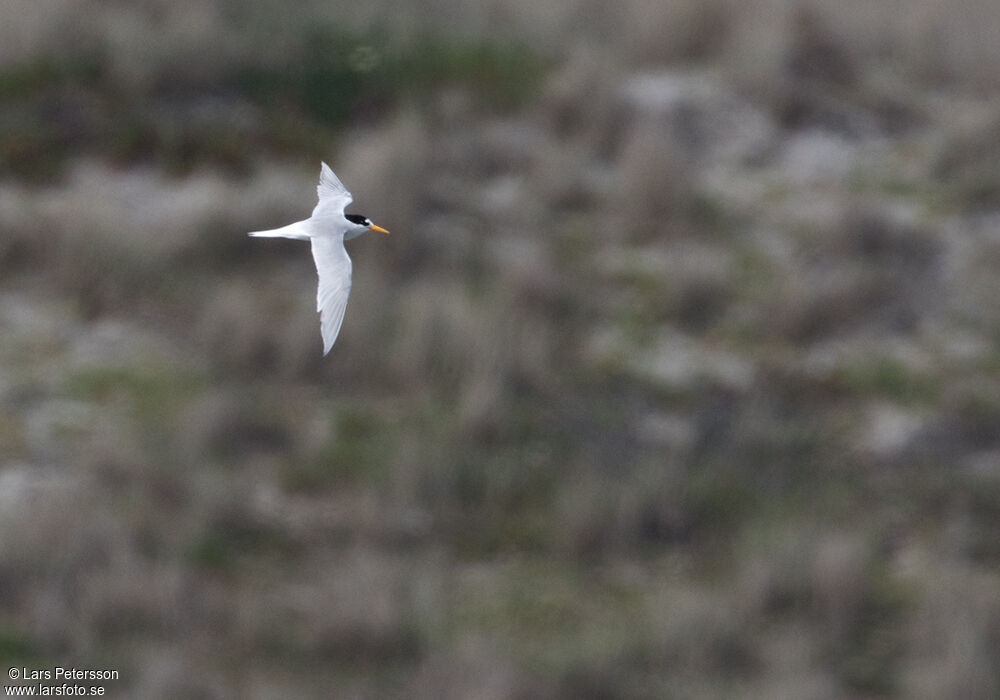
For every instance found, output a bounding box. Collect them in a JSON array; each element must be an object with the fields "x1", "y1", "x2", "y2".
[{"x1": 248, "y1": 163, "x2": 388, "y2": 355}]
